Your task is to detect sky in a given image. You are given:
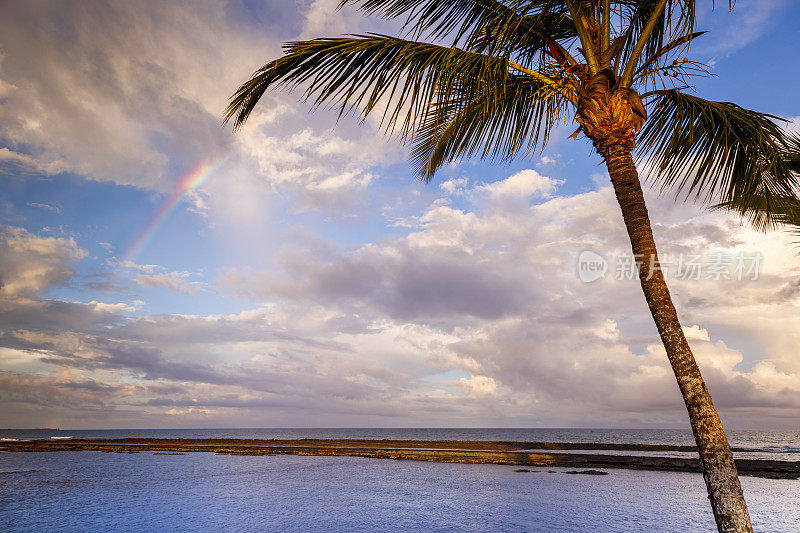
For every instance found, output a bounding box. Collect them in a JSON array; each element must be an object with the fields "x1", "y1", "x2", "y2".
[{"x1": 1, "y1": 0, "x2": 799, "y2": 430}]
